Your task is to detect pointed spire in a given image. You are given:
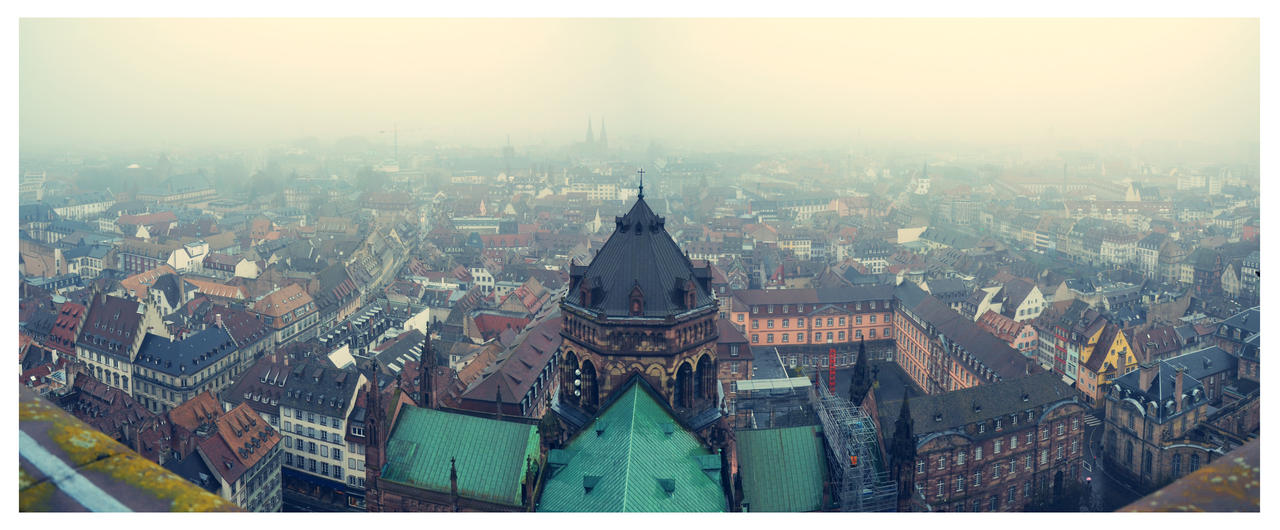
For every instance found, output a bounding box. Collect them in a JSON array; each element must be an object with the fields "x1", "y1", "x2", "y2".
[
  {"x1": 637, "y1": 168, "x2": 645, "y2": 200},
  {"x1": 449, "y1": 456, "x2": 460, "y2": 511}
]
